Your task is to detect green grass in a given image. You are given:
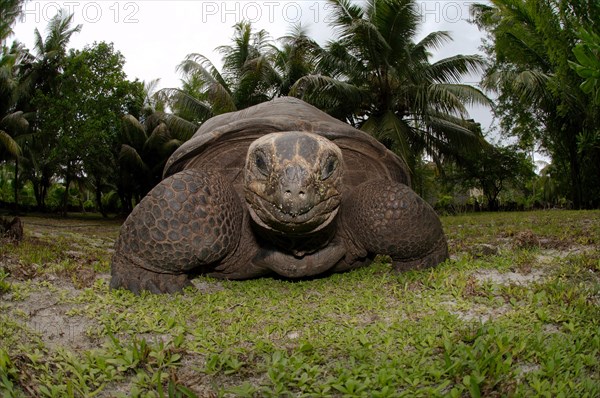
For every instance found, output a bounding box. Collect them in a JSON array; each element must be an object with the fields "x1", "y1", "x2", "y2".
[{"x1": 1, "y1": 211, "x2": 599, "y2": 397}]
